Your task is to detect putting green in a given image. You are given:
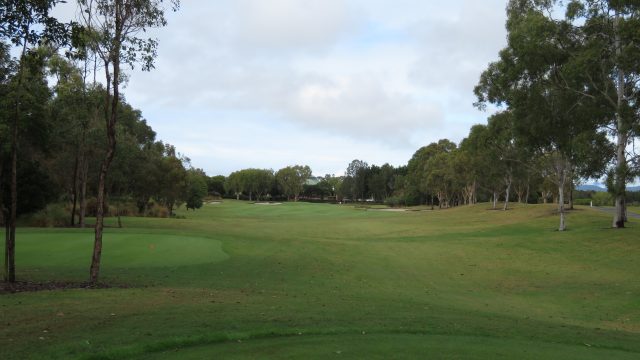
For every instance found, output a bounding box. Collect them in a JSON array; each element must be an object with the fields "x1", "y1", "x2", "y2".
[{"x1": 12, "y1": 230, "x2": 229, "y2": 282}]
